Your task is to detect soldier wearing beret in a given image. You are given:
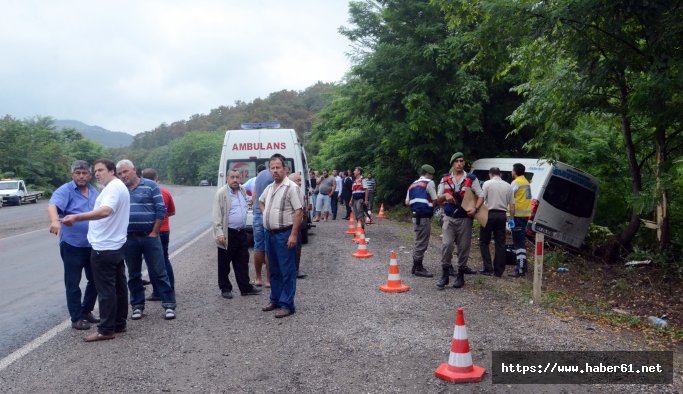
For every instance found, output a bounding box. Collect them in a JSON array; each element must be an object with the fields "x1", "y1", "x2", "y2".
[
  {"x1": 435, "y1": 152, "x2": 484, "y2": 289},
  {"x1": 404, "y1": 164, "x2": 437, "y2": 277}
]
